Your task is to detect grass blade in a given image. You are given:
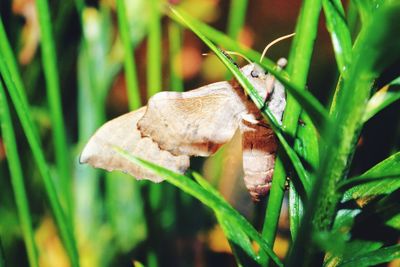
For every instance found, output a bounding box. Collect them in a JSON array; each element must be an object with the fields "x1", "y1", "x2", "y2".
[
  {"x1": 340, "y1": 151, "x2": 400, "y2": 199},
  {"x1": 168, "y1": 21, "x2": 184, "y2": 92},
  {"x1": 114, "y1": 147, "x2": 283, "y2": 267},
  {"x1": 288, "y1": 1, "x2": 400, "y2": 265},
  {"x1": 262, "y1": 0, "x2": 322, "y2": 262},
  {"x1": 116, "y1": 0, "x2": 142, "y2": 110},
  {"x1": 36, "y1": 0, "x2": 72, "y2": 216},
  {"x1": 363, "y1": 85, "x2": 400, "y2": 122},
  {"x1": 323, "y1": 0, "x2": 353, "y2": 76},
  {"x1": 0, "y1": 82, "x2": 39, "y2": 267},
  {"x1": 226, "y1": 0, "x2": 248, "y2": 39},
  {"x1": 168, "y1": 8, "x2": 330, "y2": 131},
  {"x1": 339, "y1": 244, "x2": 400, "y2": 267},
  {"x1": 0, "y1": 18, "x2": 79, "y2": 267},
  {"x1": 147, "y1": 0, "x2": 162, "y2": 97}
]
